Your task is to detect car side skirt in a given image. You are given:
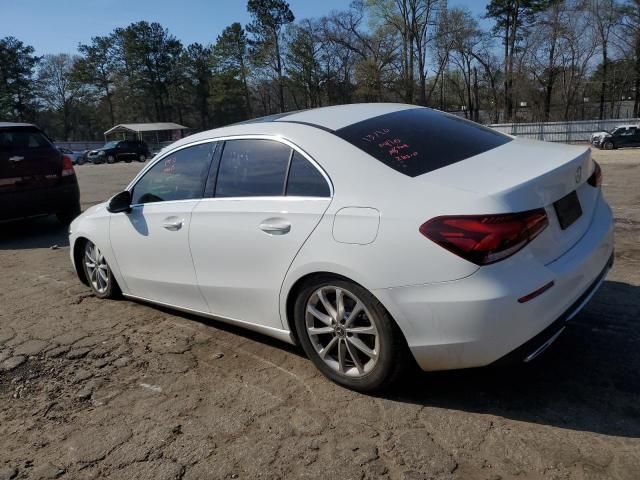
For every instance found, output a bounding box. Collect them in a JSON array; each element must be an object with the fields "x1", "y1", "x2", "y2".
[{"x1": 121, "y1": 293, "x2": 296, "y2": 345}]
